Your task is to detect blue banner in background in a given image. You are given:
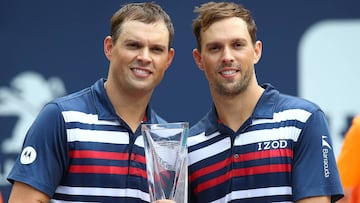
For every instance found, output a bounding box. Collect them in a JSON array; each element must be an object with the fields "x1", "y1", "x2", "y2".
[{"x1": 1, "y1": 0, "x2": 359, "y2": 201}]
